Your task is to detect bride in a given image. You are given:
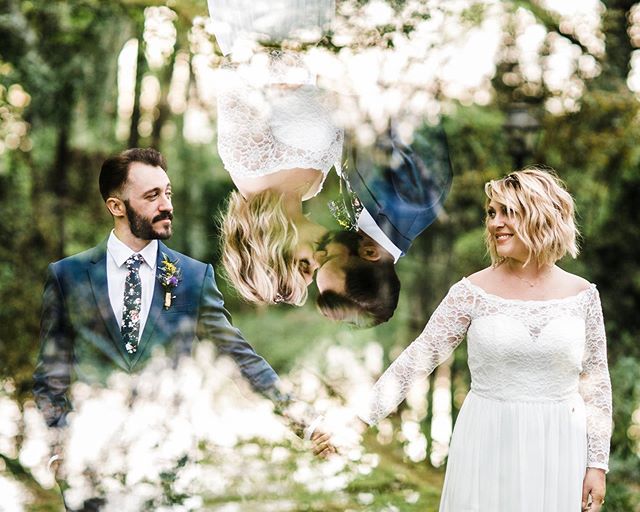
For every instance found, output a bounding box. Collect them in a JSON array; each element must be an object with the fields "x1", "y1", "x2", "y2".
[
  {"x1": 359, "y1": 168, "x2": 611, "y2": 512},
  {"x1": 216, "y1": 54, "x2": 342, "y2": 306},
  {"x1": 207, "y1": 0, "x2": 342, "y2": 305}
]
